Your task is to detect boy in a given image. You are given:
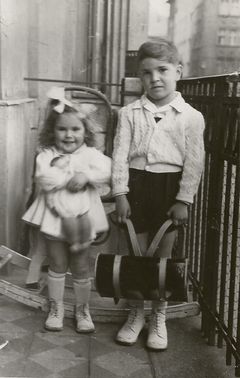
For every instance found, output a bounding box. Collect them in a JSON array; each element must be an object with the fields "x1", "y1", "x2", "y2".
[{"x1": 112, "y1": 39, "x2": 205, "y2": 350}]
